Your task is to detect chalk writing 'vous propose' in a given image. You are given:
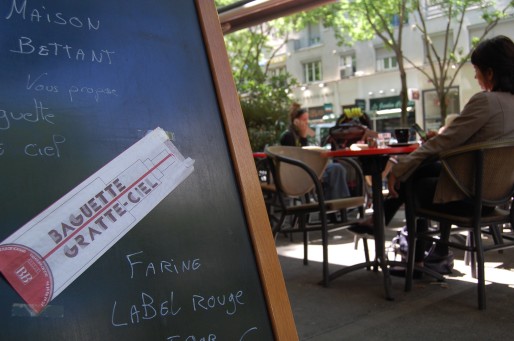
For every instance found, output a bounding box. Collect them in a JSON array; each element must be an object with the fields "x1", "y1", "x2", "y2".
[
  {"x1": 26, "y1": 72, "x2": 119, "y2": 103},
  {"x1": 4, "y1": 0, "x2": 115, "y2": 65}
]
